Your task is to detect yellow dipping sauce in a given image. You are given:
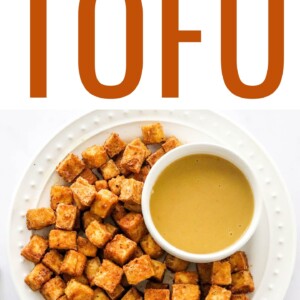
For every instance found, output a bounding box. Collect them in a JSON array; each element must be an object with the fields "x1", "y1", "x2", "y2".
[{"x1": 150, "y1": 154, "x2": 254, "y2": 254}]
